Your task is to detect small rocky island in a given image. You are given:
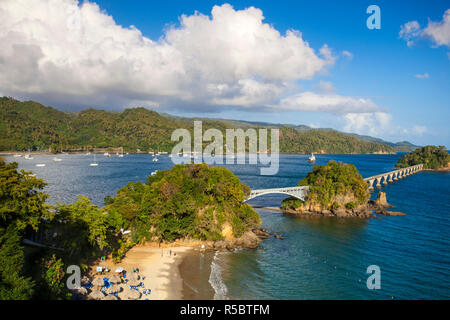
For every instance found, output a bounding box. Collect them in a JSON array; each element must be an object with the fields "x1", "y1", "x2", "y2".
[
  {"x1": 106, "y1": 163, "x2": 267, "y2": 251},
  {"x1": 281, "y1": 161, "x2": 405, "y2": 218},
  {"x1": 396, "y1": 145, "x2": 450, "y2": 171}
]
